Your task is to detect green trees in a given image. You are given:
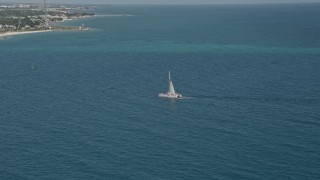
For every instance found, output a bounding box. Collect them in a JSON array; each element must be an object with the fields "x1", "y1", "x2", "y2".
[
  {"x1": 0, "y1": 18, "x2": 18, "y2": 26},
  {"x1": 20, "y1": 17, "x2": 34, "y2": 28}
]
